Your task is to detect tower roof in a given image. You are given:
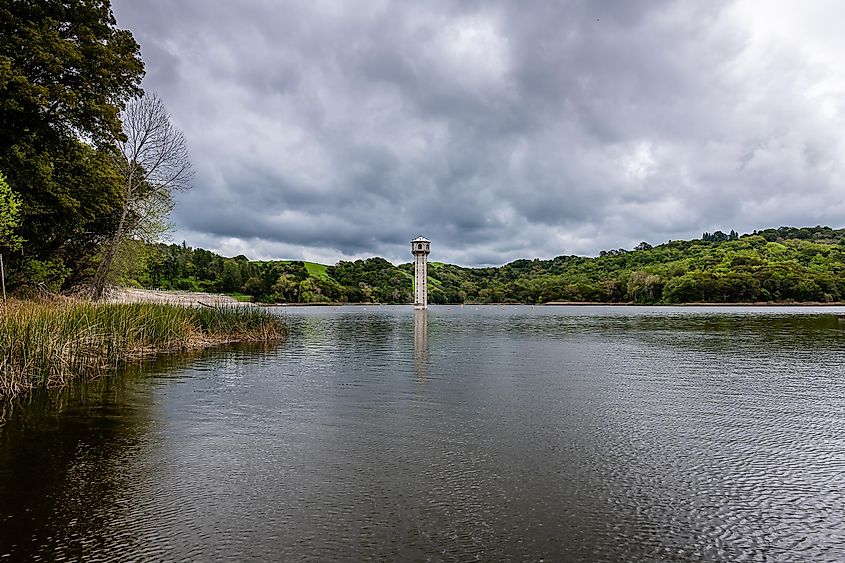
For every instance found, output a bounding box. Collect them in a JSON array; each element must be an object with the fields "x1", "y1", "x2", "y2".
[{"x1": 411, "y1": 236, "x2": 430, "y2": 243}]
